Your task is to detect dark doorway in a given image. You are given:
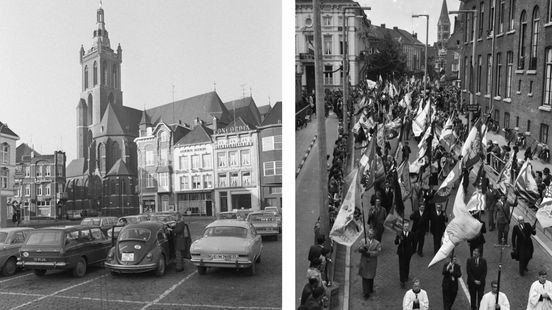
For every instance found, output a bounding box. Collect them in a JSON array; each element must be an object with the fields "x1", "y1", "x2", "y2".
[
  {"x1": 232, "y1": 194, "x2": 251, "y2": 210},
  {"x1": 305, "y1": 64, "x2": 315, "y2": 96},
  {"x1": 220, "y1": 192, "x2": 228, "y2": 212},
  {"x1": 205, "y1": 201, "x2": 213, "y2": 216}
]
